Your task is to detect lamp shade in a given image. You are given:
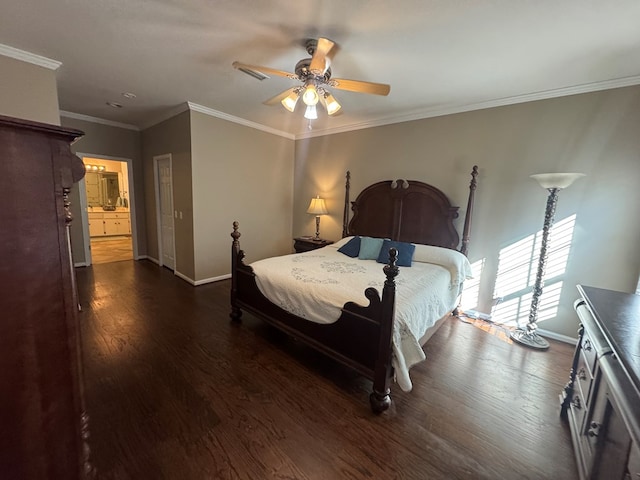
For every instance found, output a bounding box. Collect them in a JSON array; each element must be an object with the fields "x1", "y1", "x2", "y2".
[
  {"x1": 531, "y1": 172, "x2": 585, "y2": 189},
  {"x1": 323, "y1": 93, "x2": 342, "y2": 115},
  {"x1": 304, "y1": 105, "x2": 318, "y2": 120},
  {"x1": 281, "y1": 91, "x2": 299, "y2": 112},
  {"x1": 307, "y1": 196, "x2": 328, "y2": 215}
]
